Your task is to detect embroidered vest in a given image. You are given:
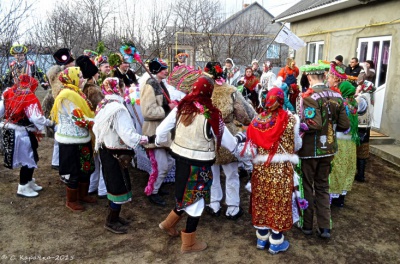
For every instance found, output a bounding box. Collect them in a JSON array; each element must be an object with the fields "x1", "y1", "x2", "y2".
[{"x1": 171, "y1": 114, "x2": 215, "y2": 161}]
